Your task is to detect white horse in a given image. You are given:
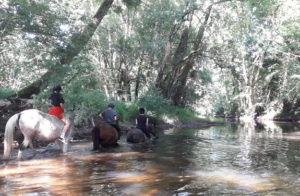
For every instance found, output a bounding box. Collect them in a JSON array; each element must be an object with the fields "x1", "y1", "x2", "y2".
[{"x1": 3, "y1": 109, "x2": 74, "y2": 160}]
